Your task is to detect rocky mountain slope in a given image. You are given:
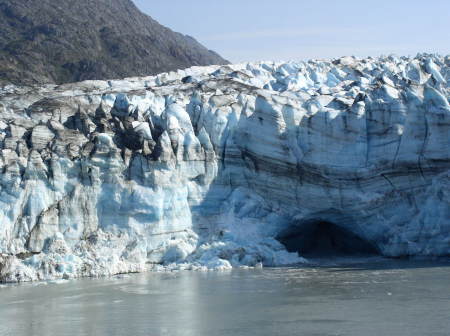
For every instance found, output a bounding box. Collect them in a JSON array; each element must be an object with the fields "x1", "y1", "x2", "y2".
[
  {"x1": 0, "y1": 0, "x2": 227, "y2": 85},
  {"x1": 0, "y1": 54, "x2": 449, "y2": 282}
]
